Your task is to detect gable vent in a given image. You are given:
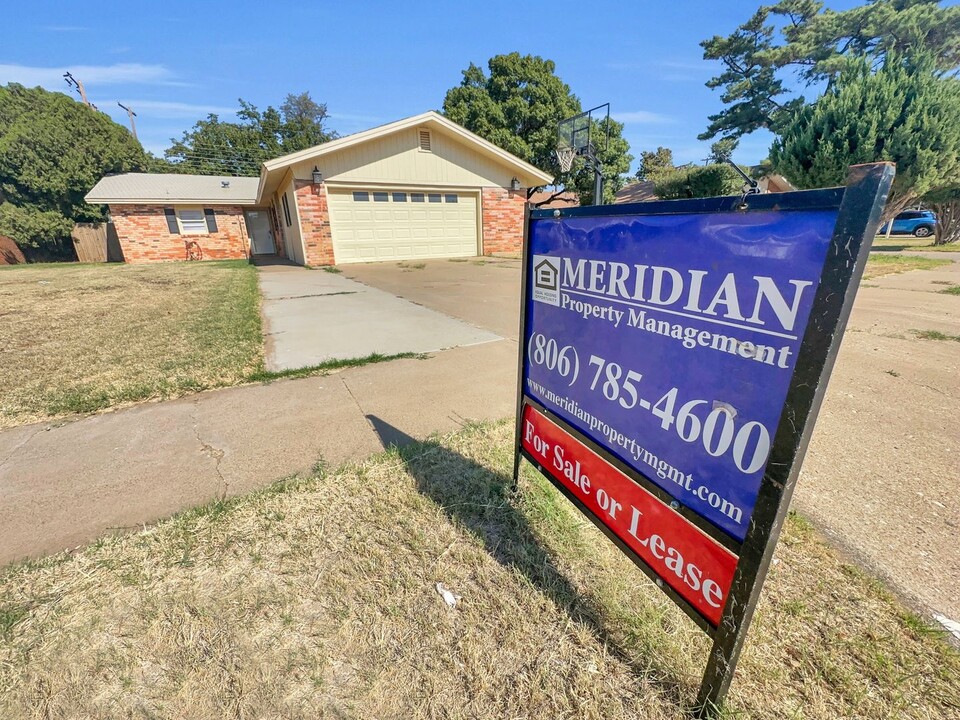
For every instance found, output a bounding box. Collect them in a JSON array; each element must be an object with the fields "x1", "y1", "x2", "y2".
[{"x1": 418, "y1": 129, "x2": 432, "y2": 151}]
